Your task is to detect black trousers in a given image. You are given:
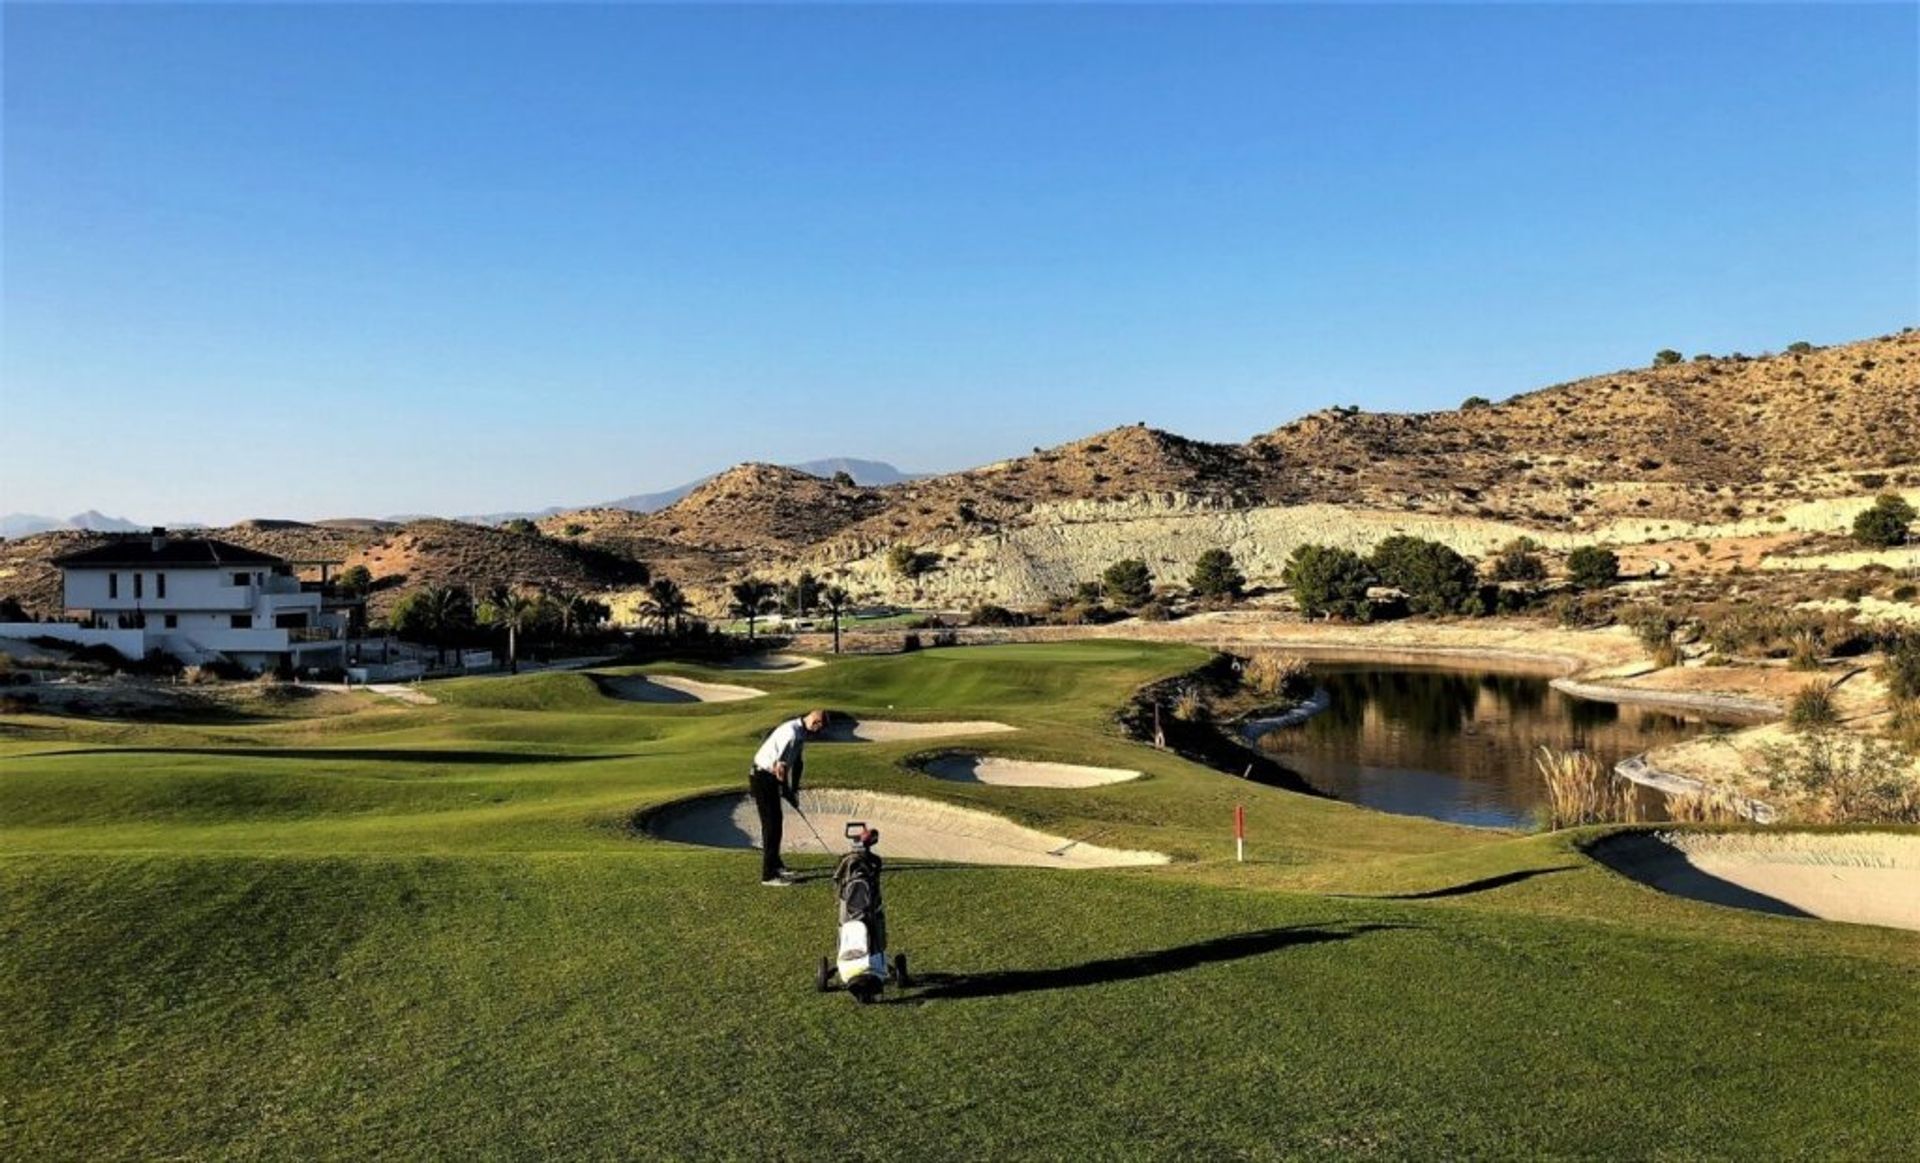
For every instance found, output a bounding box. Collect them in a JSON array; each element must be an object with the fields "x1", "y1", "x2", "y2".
[{"x1": 749, "y1": 767, "x2": 785, "y2": 880}]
